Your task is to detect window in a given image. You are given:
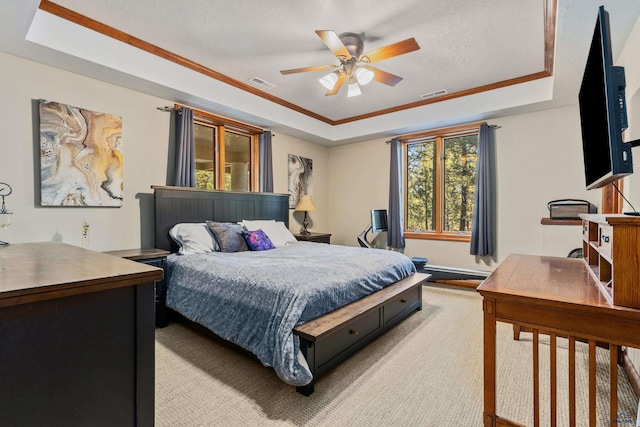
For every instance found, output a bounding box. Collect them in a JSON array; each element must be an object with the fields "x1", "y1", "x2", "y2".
[
  {"x1": 403, "y1": 124, "x2": 480, "y2": 241},
  {"x1": 194, "y1": 124, "x2": 216, "y2": 189},
  {"x1": 190, "y1": 106, "x2": 261, "y2": 191}
]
